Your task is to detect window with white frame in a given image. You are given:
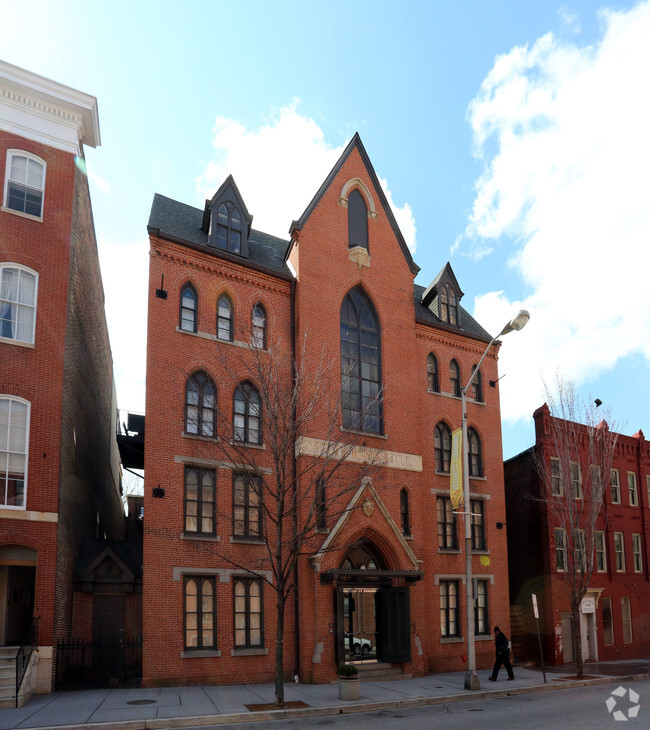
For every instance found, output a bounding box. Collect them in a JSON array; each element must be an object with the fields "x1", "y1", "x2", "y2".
[
  {"x1": 632, "y1": 533, "x2": 643, "y2": 572},
  {"x1": 614, "y1": 531, "x2": 625, "y2": 572},
  {"x1": 551, "y1": 458, "x2": 562, "y2": 496},
  {"x1": 555, "y1": 527, "x2": 566, "y2": 571},
  {"x1": 610, "y1": 468, "x2": 621, "y2": 504},
  {"x1": 628, "y1": 472, "x2": 638, "y2": 506},
  {"x1": 621, "y1": 597, "x2": 633, "y2": 644},
  {"x1": 0, "y1": 264, "x2": 38, "y2": 344},
  {"x1": 0, "y1": 396, "x2": 29, "y2": 508},
  {"x1": 4, "y1": 151, "x2": 46, "y2": 217},
  {"x1": 595, "y1": 531, "x2": 607, "y2": 572},
  {"x1": 571, "y1": 461, "x2": 582, "y2": 499}
]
